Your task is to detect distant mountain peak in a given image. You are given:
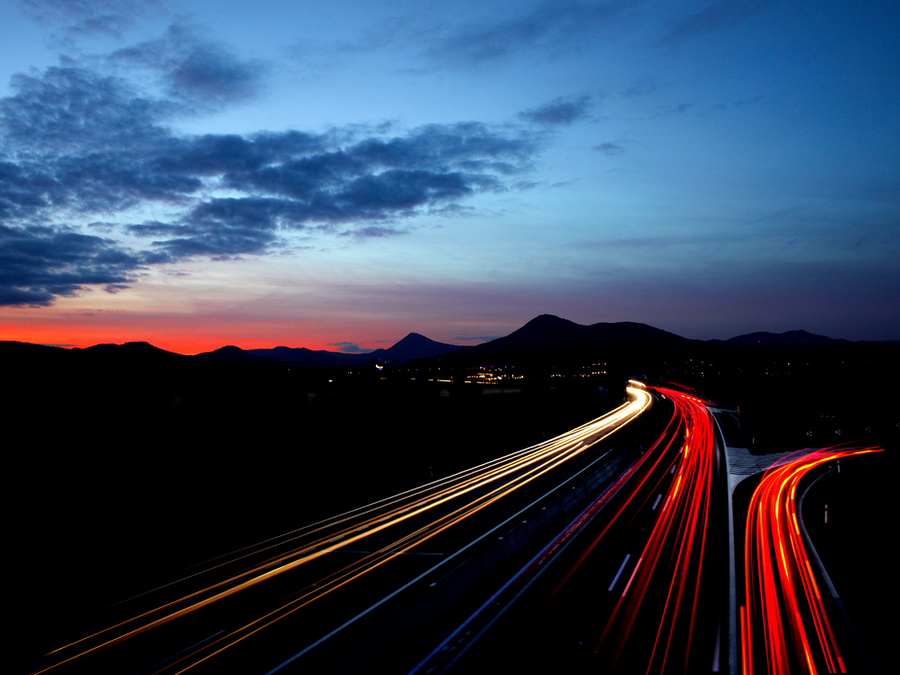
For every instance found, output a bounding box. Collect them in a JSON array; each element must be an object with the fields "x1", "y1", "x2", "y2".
[
  {"x1": 394, "y1": 332, "x2": 429, "y2": 343},
  {"x1": 195, "y1": 345, "x2": 270, "y2": 361},
  {"x1": 519, "y1": 314, "x2": 578, "y2": 329},
  {"x1": 382, "y1": 333, "x2": 461, "y2": 360},
  {"x1": 459, "y1": 315, "x2": 692, "y2": 357},
  {"x1": 82, "y1": 341, "x2": 183, "y2": 358},
  {"x1": 722, "y1": 329, "x2": 847, "y2": 346},
  {"x1": 234, "y1": 332, "x2": 461, "y2": 364}
]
